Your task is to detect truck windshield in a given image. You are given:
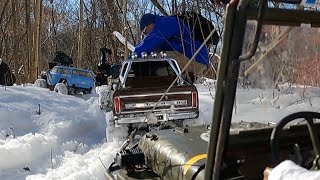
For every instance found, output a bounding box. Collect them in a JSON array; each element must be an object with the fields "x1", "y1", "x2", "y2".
[
  {"x1": 231, "y1": 21, "x2": 320, "y2": 127},
  {"x1": 72, "y1": 69, "x2": 92, "y2": 77},
  {"x1": 50, "y1": 67, "x2": 61, "y2": 73}
]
